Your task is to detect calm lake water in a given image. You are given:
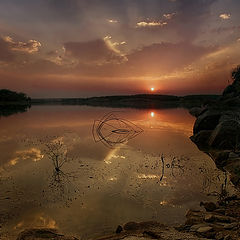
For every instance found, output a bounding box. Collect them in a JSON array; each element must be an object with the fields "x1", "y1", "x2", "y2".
[{"x1": 0, "y1": 105, "x2": 227, "y2": 239}]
